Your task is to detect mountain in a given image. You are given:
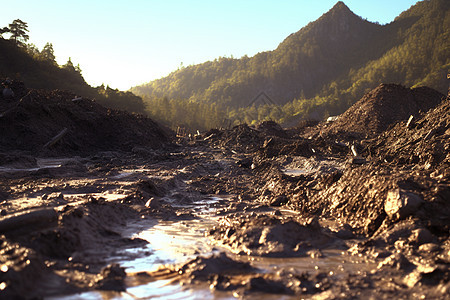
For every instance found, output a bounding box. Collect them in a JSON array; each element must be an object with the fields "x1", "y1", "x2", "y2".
[
  {"x1": 132, "y1": 0, "x2": 449, "y2": 122},
  {"x1": 0, "y1": 38, "x2": 145, "y2": 114}
]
